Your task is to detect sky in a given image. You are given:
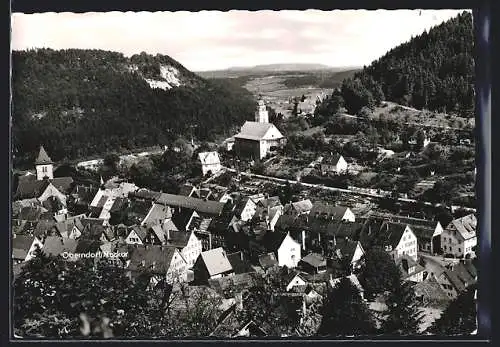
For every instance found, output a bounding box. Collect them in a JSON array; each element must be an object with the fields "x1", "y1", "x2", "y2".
[{"x1": 11, "y1": 9, "x2": 469, "y2": 71}]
